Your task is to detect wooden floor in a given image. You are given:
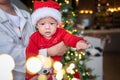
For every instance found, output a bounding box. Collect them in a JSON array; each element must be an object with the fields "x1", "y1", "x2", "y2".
[{"x1": 103, "y1": 51, "x2": 120, "y2": 80}]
